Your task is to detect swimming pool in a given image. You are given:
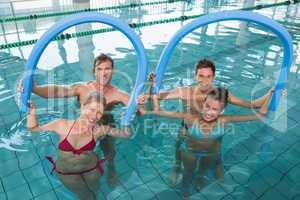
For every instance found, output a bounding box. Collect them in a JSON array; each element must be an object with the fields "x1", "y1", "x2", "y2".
[{"x1": 0, "y1": 0, "x2": 300, "y2": 199}]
